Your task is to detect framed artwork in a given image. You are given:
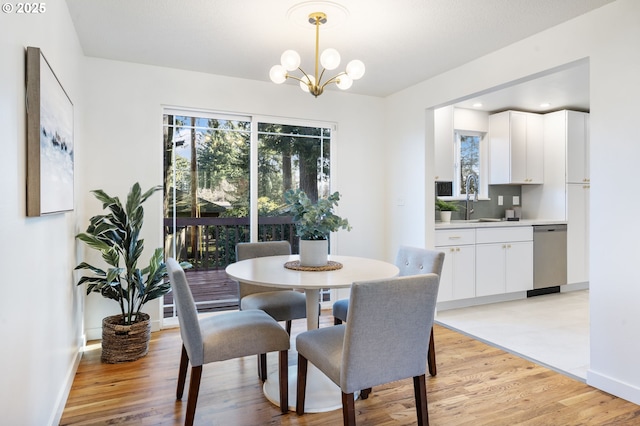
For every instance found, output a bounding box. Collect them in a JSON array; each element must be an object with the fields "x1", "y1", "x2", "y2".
[{"x1": 26, "y1": 46, "x2": 74, "y2": 216}]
